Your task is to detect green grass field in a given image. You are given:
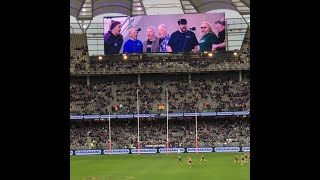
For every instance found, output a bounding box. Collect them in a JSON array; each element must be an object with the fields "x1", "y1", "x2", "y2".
[{"x1": 70, "y1": 152, "x2": 250, "y2": 180}]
